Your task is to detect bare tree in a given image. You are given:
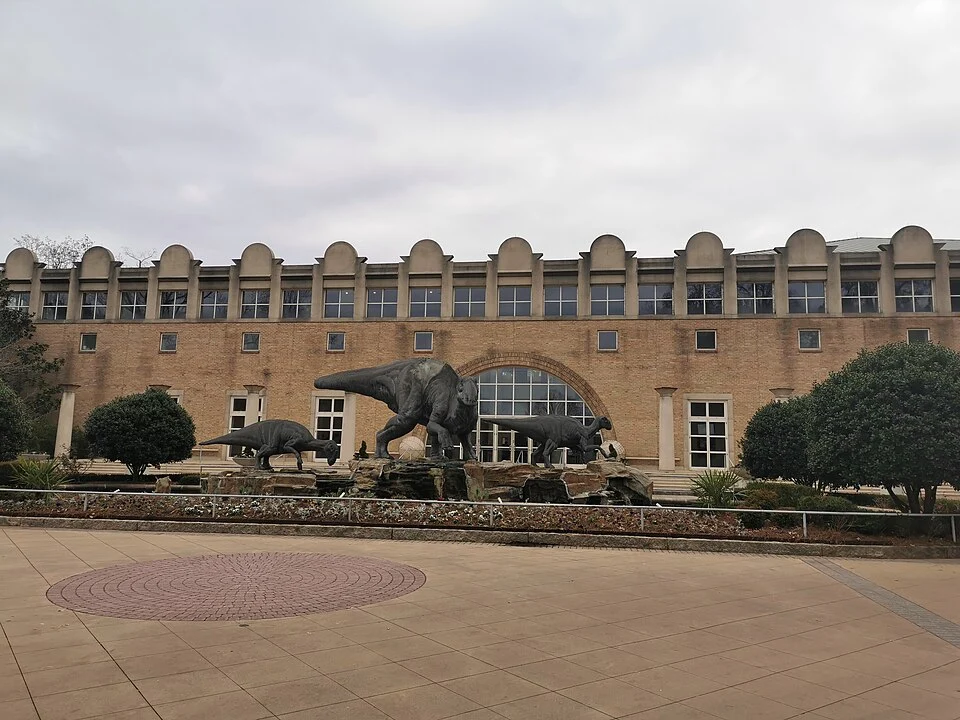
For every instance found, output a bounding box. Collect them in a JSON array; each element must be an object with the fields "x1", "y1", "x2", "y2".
[
  {"x1": 16, "y1": 234, "x2": 93, "y2": 269},
  {"x1": 120, "y1": 246, "x2": 157, "y2": 268}
]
